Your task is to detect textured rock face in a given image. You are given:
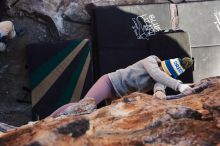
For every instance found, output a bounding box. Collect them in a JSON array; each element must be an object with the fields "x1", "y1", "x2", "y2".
[
  {"x1": 6, "y1": 0, "x2": 171, "y2": 37},
  {"x1": 10, "y1": 0, "x2": 157, "y2": 37},
  {"x1": 11, "y1": 0, "x2": 90, "y2": 38},
  {"x1": 0, "y1": 76, "x2": 219, "y2": 146},
  {"x1": 4, "y1": 0, "x2": 204, "y2": 37}
]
